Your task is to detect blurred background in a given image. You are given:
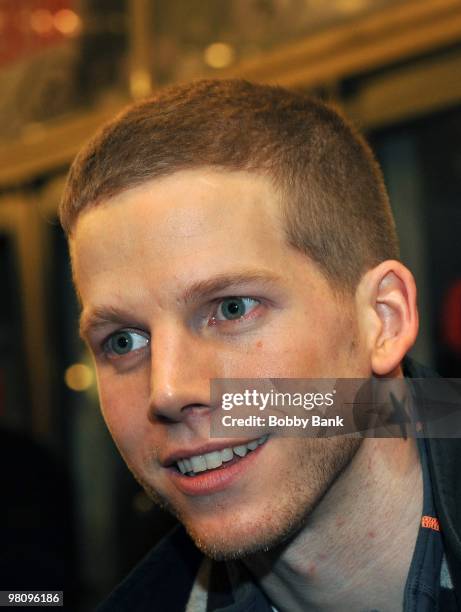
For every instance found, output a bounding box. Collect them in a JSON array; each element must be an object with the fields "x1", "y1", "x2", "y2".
[{"x1": 0, "y1": 0, "x2": 460, "y2": 609}]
